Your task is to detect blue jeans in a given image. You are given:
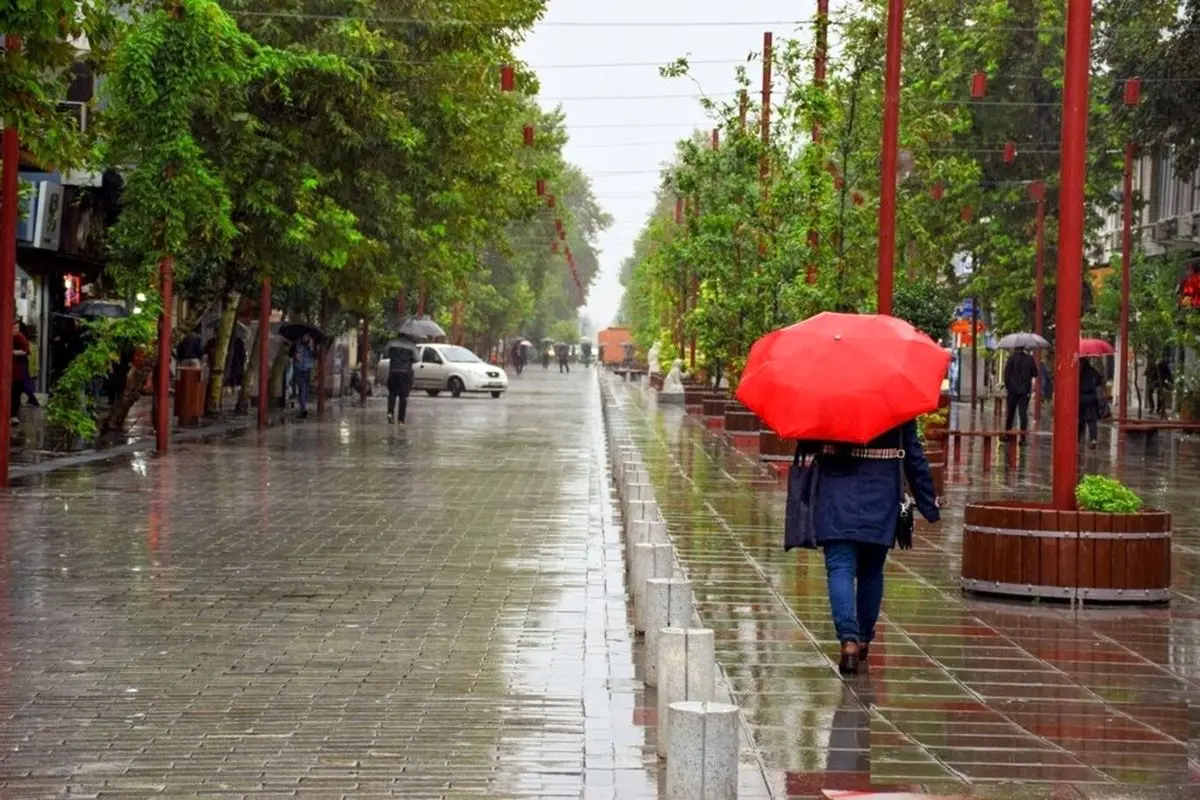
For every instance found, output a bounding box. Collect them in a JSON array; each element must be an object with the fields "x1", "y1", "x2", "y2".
[
  {"x1": 822, "y1": 541, "x2": 890, "y2": 644},
  {"x1": 295, "y1": 369, "x2": 311, "y2": 412}
]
